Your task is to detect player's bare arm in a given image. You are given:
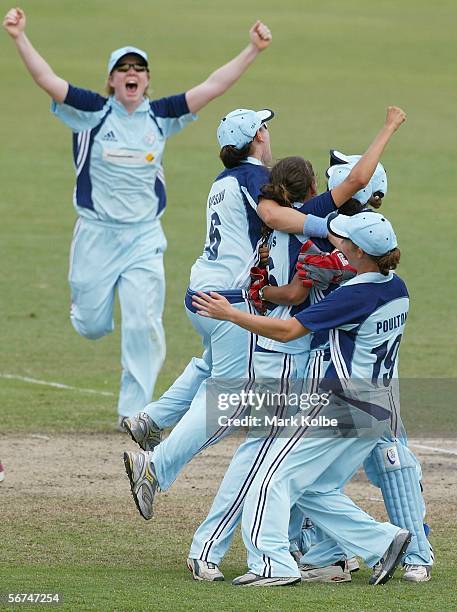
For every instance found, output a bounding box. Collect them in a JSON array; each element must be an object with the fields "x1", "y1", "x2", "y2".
[
  {"x1": 331, "y1": 106, "x2": 406, "y2": 206},
  {"x1": 3, "y1": 7, "x2": 68, "y2": 102},
  {"x1": 192, "y1": 291, "x2": 307, "y2": 342},
  {"x1": 186, "y1": 20, "x2": 272, "y2": 113},
  {"x1": 262, "y1": 273, "x2": 310, "y2": 306},
  {"x1": 258, "y1": 106, "x2": 406, "y2": 234}
]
